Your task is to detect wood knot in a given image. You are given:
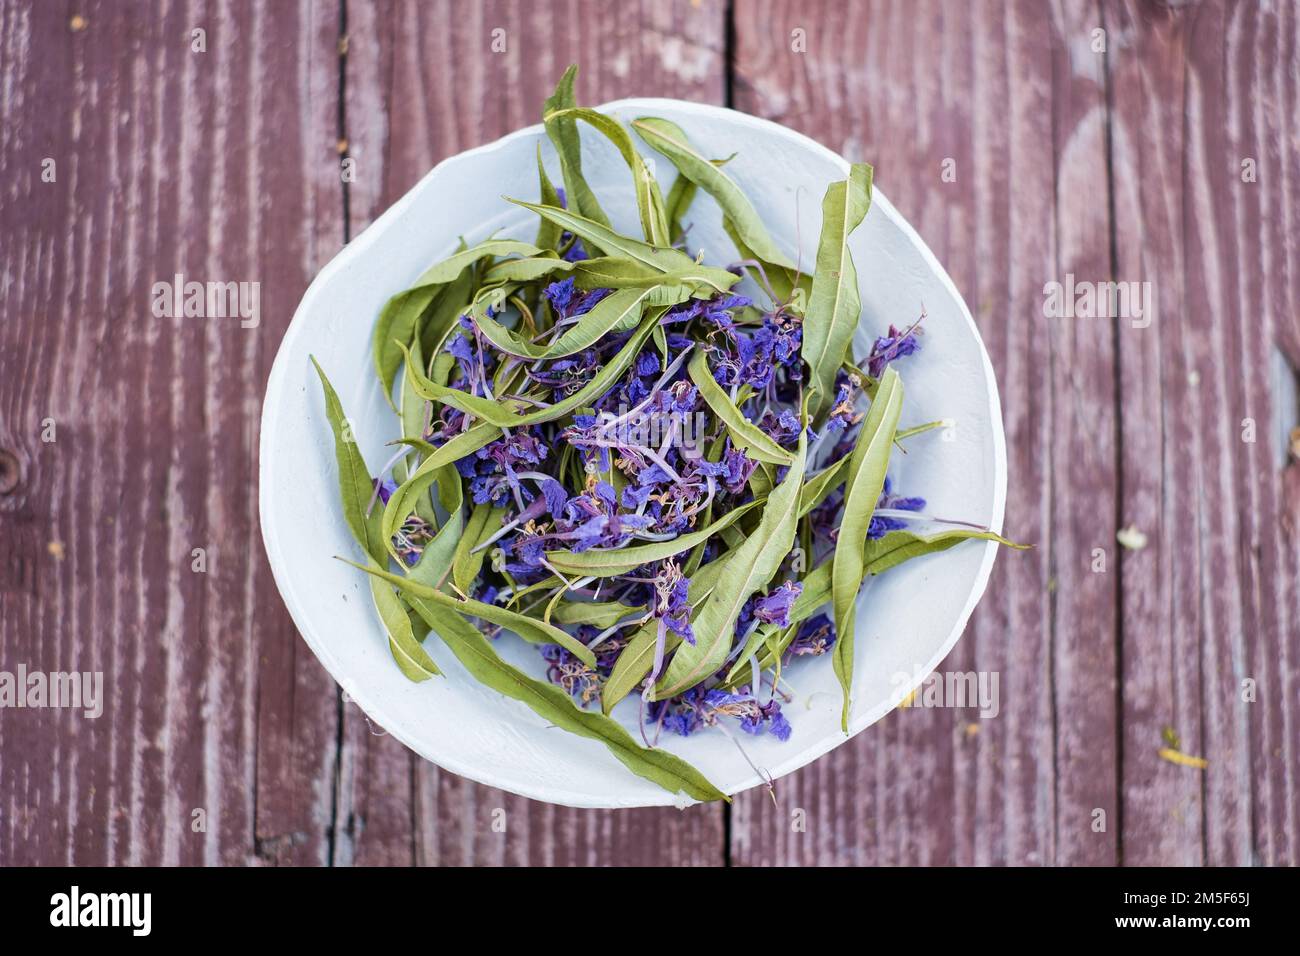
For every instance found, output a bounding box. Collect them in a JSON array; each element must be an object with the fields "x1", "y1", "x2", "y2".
[{"x1": 0, "y1": 449, "x2": 20, "y2": 494}]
